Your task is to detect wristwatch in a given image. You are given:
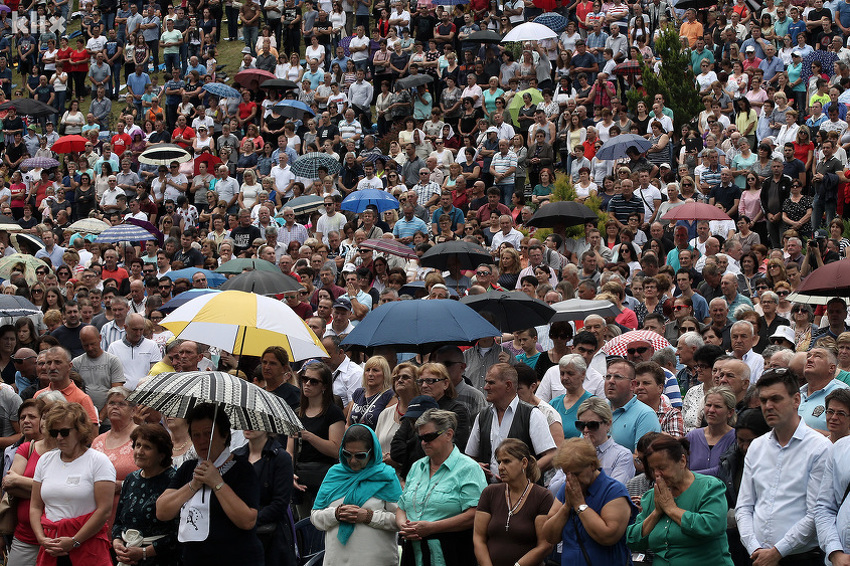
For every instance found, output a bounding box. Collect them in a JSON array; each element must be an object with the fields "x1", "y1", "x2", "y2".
[
  {"x1": 576, "y1": 504, "x2": 589, "y2": 515},
  {"x1": 214, "y1": 481, "x2": 225, "y2": 492},
  {"x1": 71, "y1": 537, "x2": 82, "y2": 548}
]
